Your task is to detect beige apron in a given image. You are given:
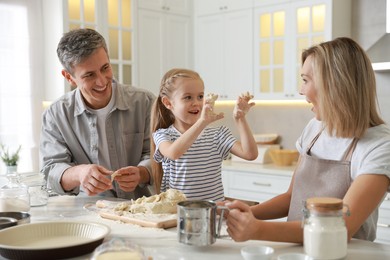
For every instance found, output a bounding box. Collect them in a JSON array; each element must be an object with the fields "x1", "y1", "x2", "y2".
[{"x1": 287, "y1": 131, "x2": 370, "y2": 239}]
